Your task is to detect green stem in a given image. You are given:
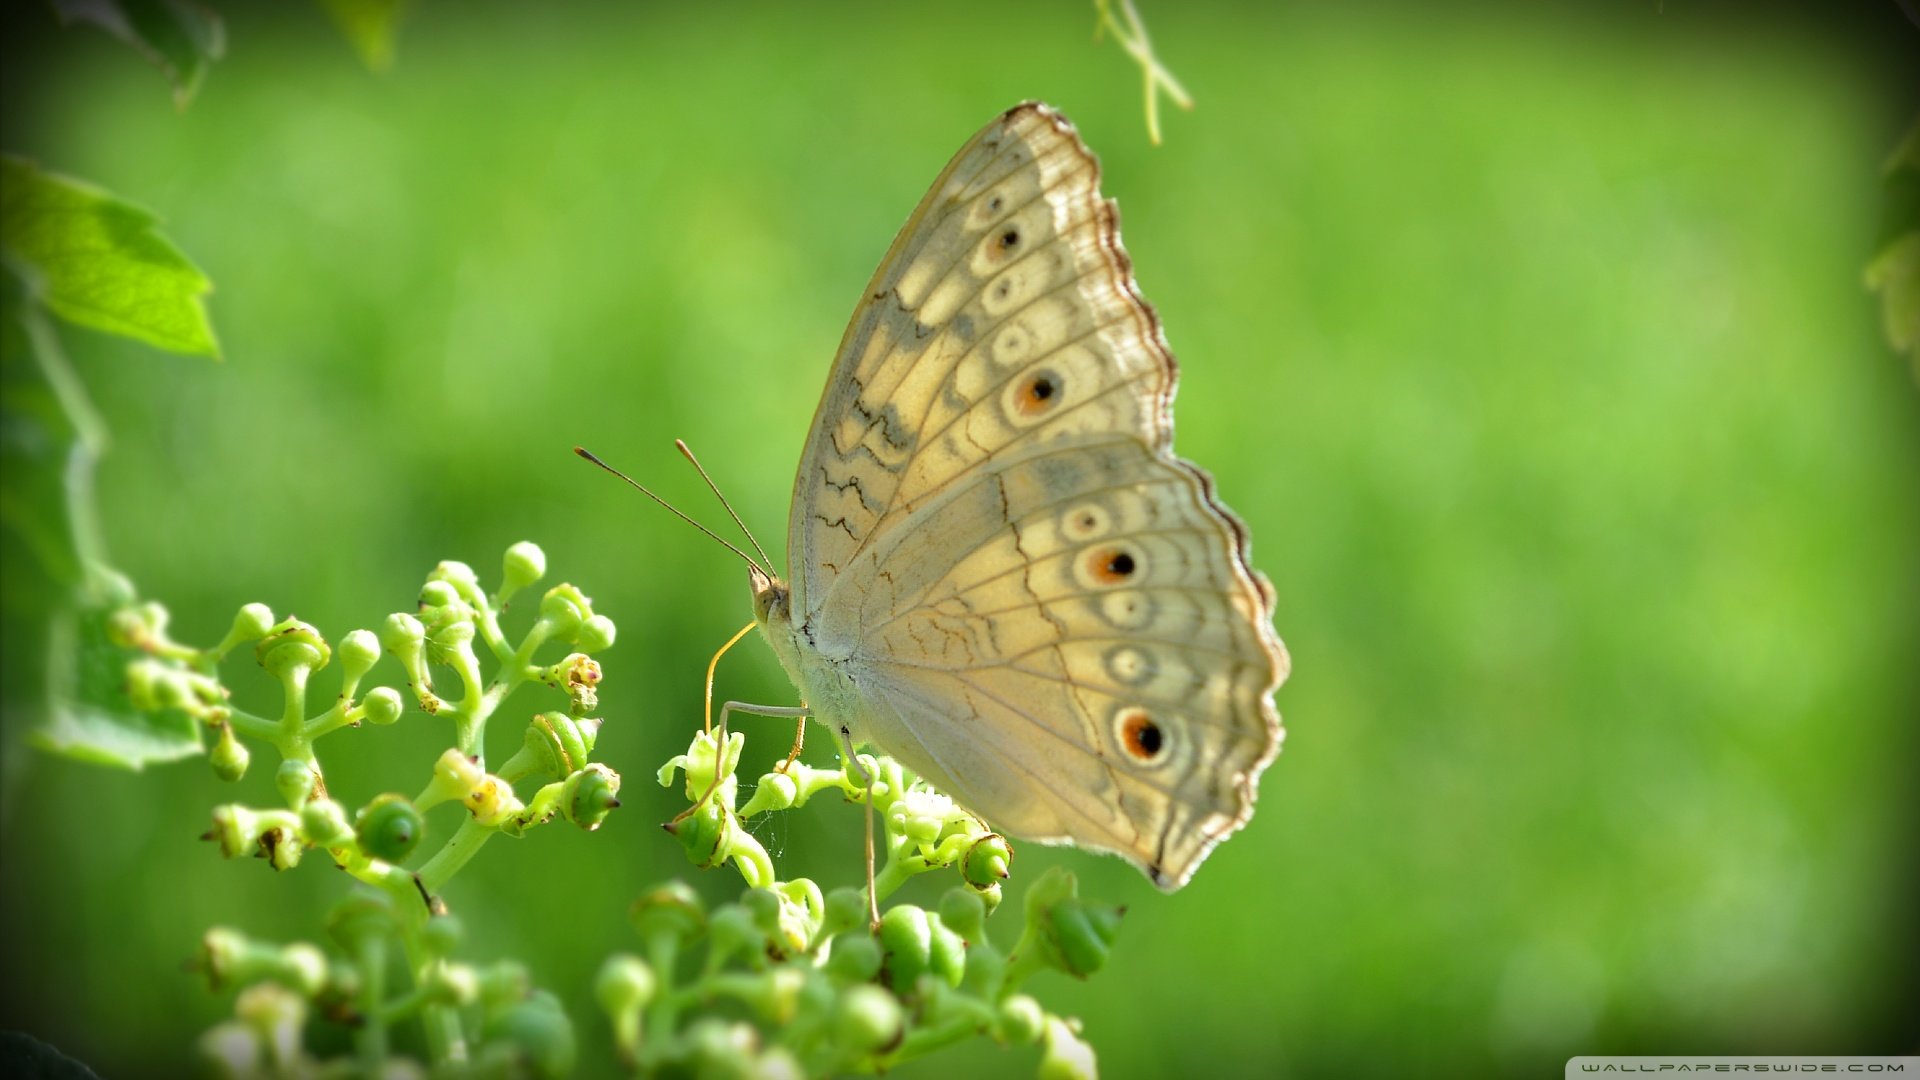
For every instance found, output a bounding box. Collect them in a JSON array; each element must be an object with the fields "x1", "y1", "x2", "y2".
[
  {"x1": 223, "y1": 708, "x2": 280, "y2": 742},
  {"x1": 416, "y1": 817, "x2": 492, "y2": 894},
  {"x1": 351, "y1": 932, "x2": 388, "y2": 1072},
  {"x1": 399, "y1": 924, "x2": 466, "y2": 1066}
]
